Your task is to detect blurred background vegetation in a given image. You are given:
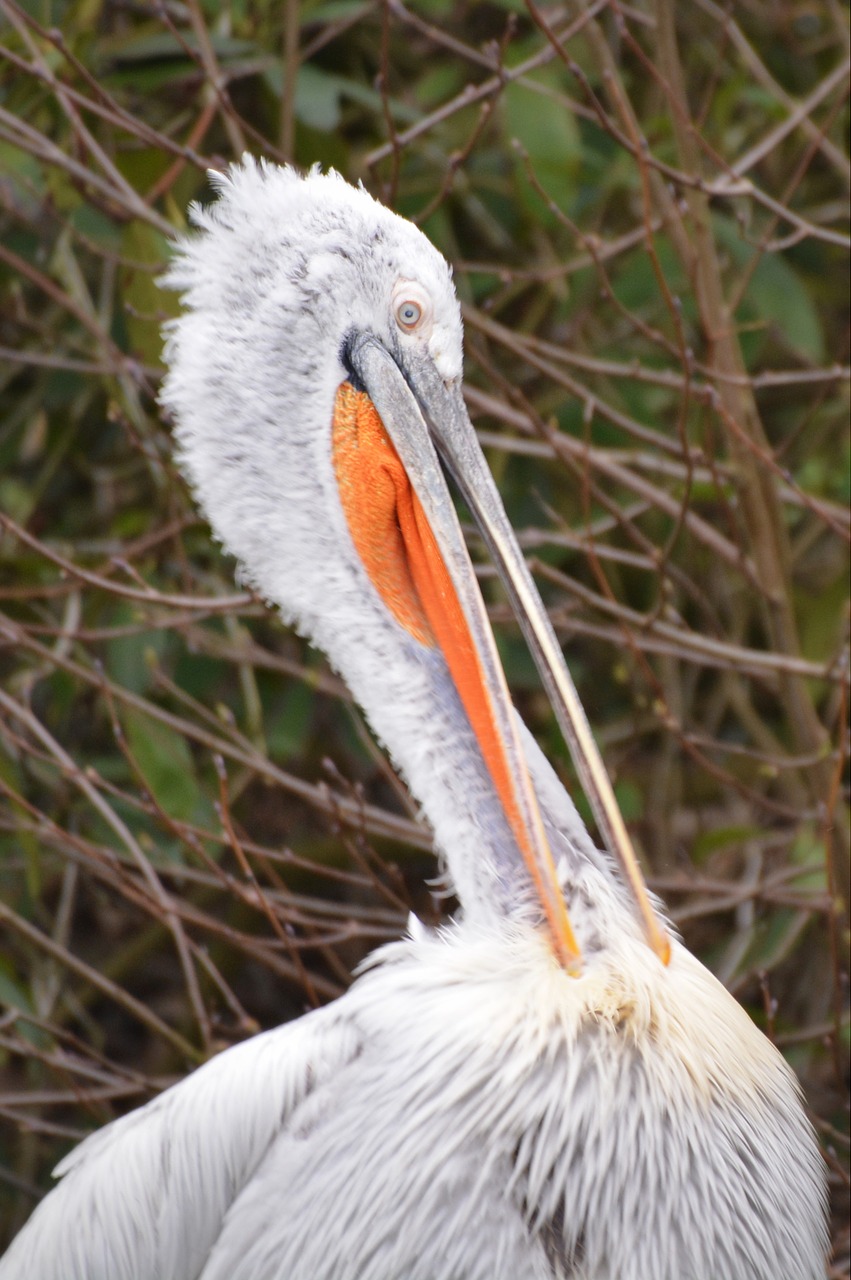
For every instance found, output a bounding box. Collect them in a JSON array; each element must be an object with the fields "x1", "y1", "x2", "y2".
[{"x1": 0, "y1": 0, "x2": 848, "y2": 1269}]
